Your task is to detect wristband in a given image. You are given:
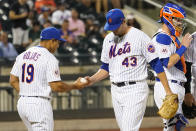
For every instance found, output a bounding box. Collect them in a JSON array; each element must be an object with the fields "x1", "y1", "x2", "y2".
[{"x1": 176, "y1": 45, "x2": 187, "y2": 57}]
